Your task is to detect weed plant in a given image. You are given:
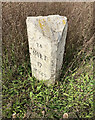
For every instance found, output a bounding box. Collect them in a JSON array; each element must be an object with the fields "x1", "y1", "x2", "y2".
[{"x1": 2, "y1": 44, "x2": 94, "y2": 119}]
